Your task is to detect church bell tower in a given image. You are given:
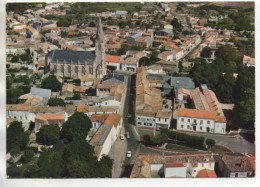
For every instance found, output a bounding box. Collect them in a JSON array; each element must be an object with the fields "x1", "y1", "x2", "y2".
[{"x1": 93, "y1": 17, "x2": 106, "y2": 78}]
